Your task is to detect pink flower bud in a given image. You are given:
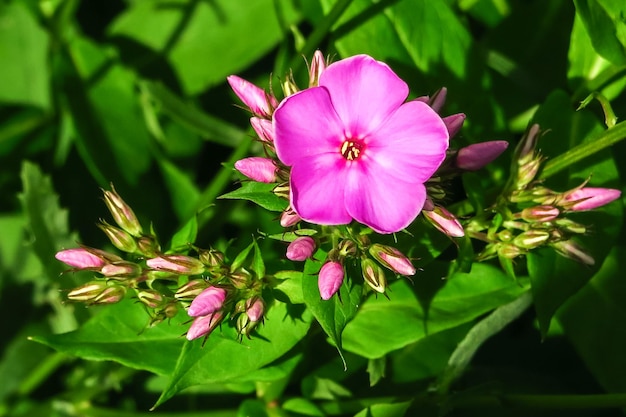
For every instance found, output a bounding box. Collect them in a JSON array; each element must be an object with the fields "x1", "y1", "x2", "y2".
[
  {"x1": 188, "y1": 286, "x2": 227, "y2": 317},
  {"x1": 227, "y1": 75, "x2": 278, "y2": 118},
  {"x1": 520, "y1": 205, "x2": 560, "y2": 222},
  {"x1": 92, "y1": 285, "x2": 126, "y2": 305},
  {"x1": 146, "y1": 255, "x2": 206, "y2": 275},
  {"x1": 442, "y1": 113, "x2": 465, "y2": 138},
  {"x1": 562, "y1": 187, "x2": 621, "y2": 211},
  {"x1": 100, "y1": 261, "x2": 141, "y2": 278},
  {"x1": 422, "y1": 206, "x2": 465, "y2": 238},
  {"x1": 309, "y1": 50, "x2": 327, "y2": 87},
  {"x1": 250, "y1": 117, "x2": 275, "y2": 143},
  {"x1": 280, "y1": 207, "x2": 301, "y2": 227},
  {"x1": 551, "y1": 240, "x2": 595, "y2": 265},
  {"x1": 428, "y1": 87, "x2": 447, "y2": 113},
  {"x1": 369, "y1": 244, "x2": 416, "y2": 276},
  {"x1": 234, "y1": 157, "x2": 277, "y2": 183},
  {"x1": 286, "y1": 236, "x2": 316, "y2": 261},
  {"x1": 456, "y1": 140, "x2": 509, "y2": 171},
  {"x1": 186, "y1": 311, "x2": 223, "y2": 341},
  {"x1": 55, "y1": 248, "x2": 107, "y2": 269},
  {"x1": 102, "y1": 185, "x2": 143, "y2": 237},
  {"x1": 245, "y1": 297, "x2": 265, "y2": 322},
  {"x1": 318, "y1": 261, "x2": 344, "y2": 300}
]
